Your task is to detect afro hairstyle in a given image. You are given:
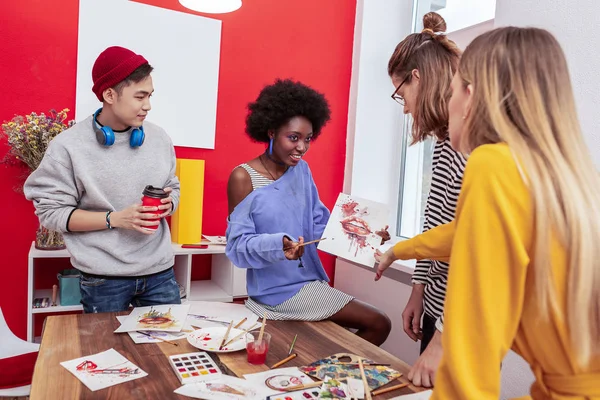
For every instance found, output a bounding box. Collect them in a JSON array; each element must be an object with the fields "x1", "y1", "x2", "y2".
[{"x1": 245, "y1": 79, "x2": 331, "y2": 143}]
